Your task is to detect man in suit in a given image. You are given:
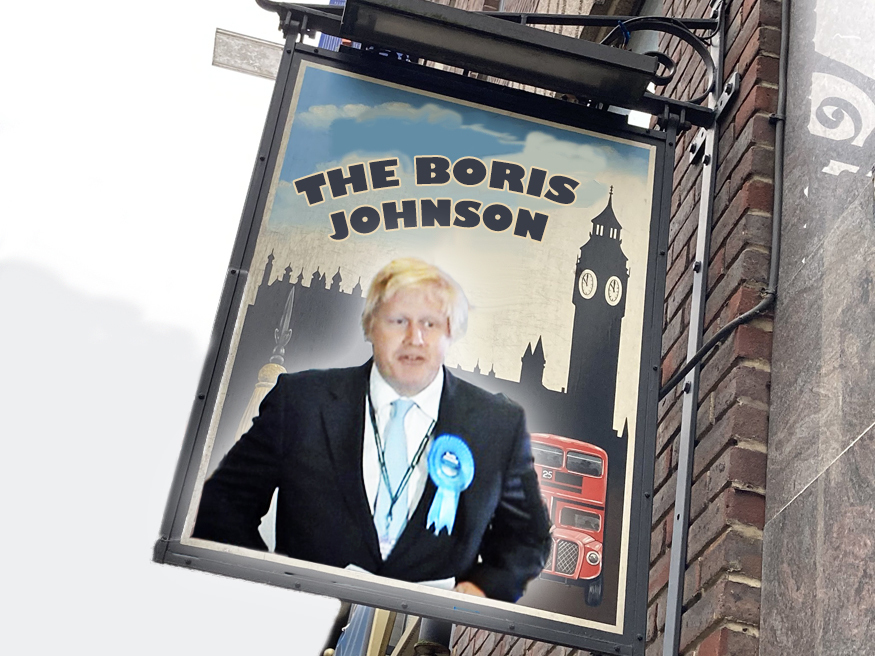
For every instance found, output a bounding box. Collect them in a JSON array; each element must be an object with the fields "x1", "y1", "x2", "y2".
[{"x1": 193, "y1": 258, "x2": 551, "y2": 602}]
